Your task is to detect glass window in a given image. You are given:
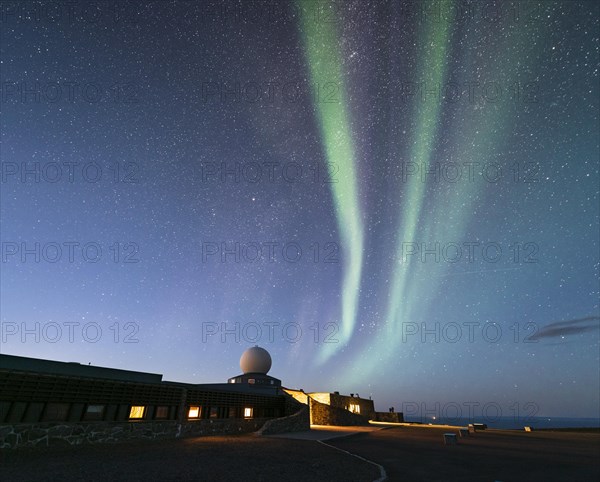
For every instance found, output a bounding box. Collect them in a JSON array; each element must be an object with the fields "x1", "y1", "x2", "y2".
[
  {"x1": 129, "y1": 406, "x2": 145, "y2": 419},
  {"x1": 188, "y1": 406, "x2": 200, "y2": 419},
  {"x1": 43, "y1": 403, "x2": 70, "y2": 421},
  {"x1": 155, "y1": 406, "x2": 169, "y2": 419},
  {"x1": 83, "y1": 404, "x2": 105, "y2": 421},
  {"x1": 244, "y1": 407, "x2": 253, "y2": 418},
  {"x1": 209, "y1": 407, "x2": 219, "y2": 418},
  {"x1": 349, "y1": 404, "x2": 360, "y2": 414}
]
